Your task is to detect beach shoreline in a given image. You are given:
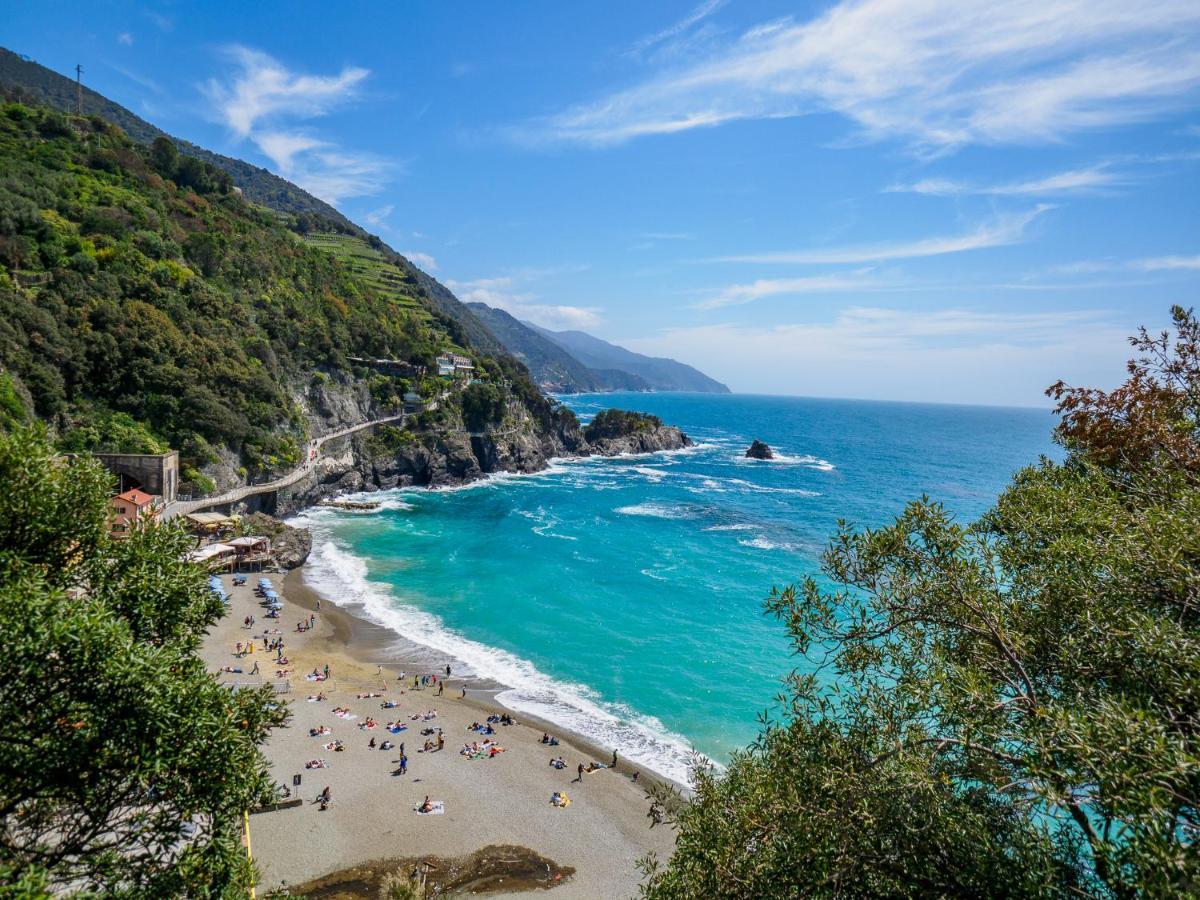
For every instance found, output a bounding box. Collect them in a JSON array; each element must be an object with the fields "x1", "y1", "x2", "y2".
[{"x1": 201, "y1": 566, "x2": 676, "y2": 898}]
